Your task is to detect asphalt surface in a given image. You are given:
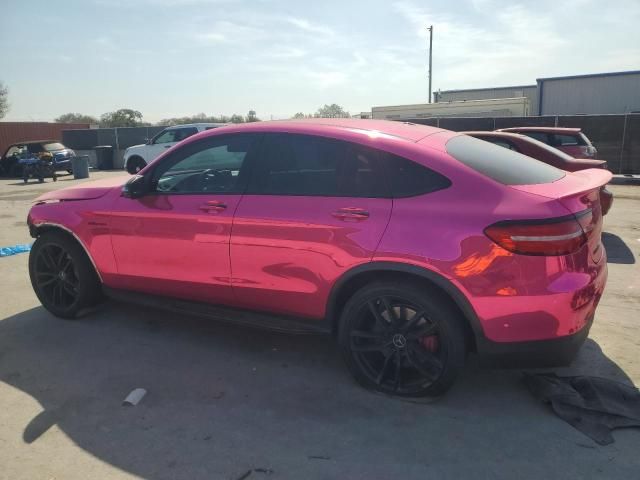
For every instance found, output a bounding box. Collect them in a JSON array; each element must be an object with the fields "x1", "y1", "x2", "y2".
[{"x1": 0, "y1": 171, "x2": 638, "y2": 480}]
